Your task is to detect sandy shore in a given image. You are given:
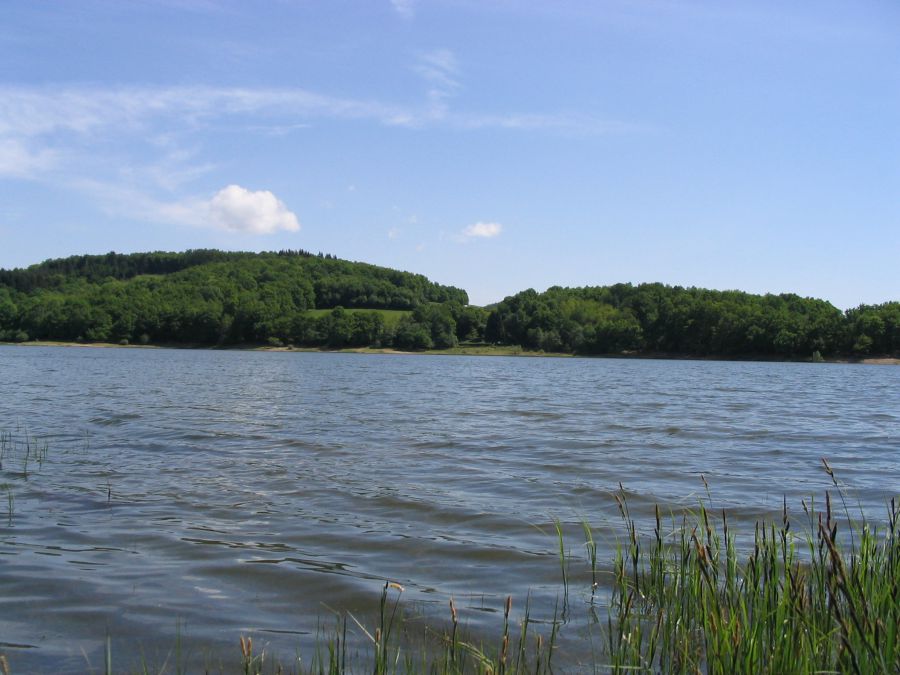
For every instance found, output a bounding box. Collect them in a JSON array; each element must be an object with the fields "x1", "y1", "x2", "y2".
[
  {"x1": 3, "y1": 340, "x2": 898, "y2": 364},
  {"x1": 4, "y1": 340, "x2": 162, "y2": 349}
]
